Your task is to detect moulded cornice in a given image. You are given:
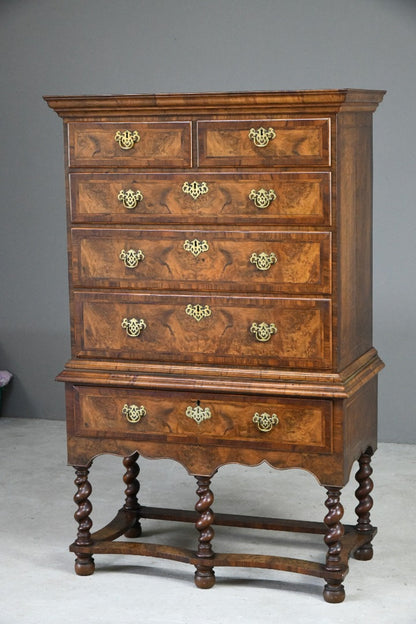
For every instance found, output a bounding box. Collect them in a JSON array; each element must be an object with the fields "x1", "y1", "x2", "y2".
[{"x1": 44, "y1": 89, "x2": 386, "y2": 119}]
